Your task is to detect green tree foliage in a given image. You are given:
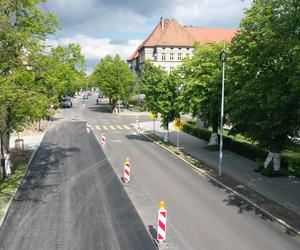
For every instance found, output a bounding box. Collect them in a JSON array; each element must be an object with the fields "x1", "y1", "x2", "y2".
[
  {"x1": 91, "y1": 55, "x2": 136, "y2": 109},
  {"x1": 140, "y1": 61, "x2": 182, "y2": 131},
  {"x1": 227, "y1": 0, "x2": 300, "y2": 154},
  {"x1": 180, "y1": 43, "x2": 225, "y2": 135},
  {"x1": 140, "y1": 60, "x2": 166, "y2": 115},
  {"x1": 32, "y1": 43, "x2": 86, "y2": 99},
  {"x1": 0, "y1": 0, "x2": 86, "y2": 158}
]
